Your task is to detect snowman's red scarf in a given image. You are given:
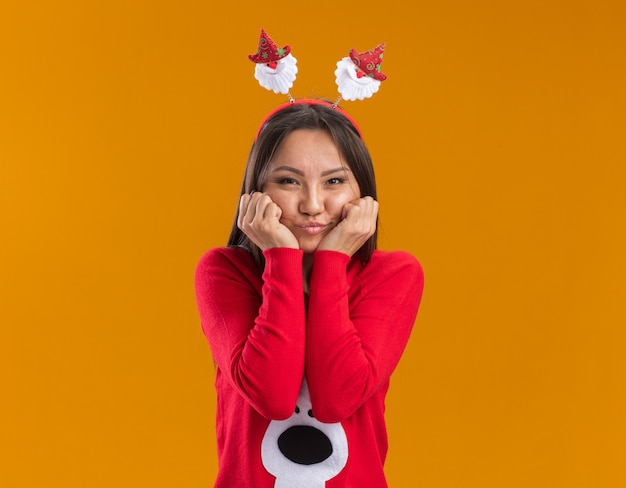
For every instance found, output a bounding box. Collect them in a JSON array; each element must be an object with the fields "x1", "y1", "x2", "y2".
[{"x1": 255, "y1": 99, "x2": 362, "y2": 141}]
